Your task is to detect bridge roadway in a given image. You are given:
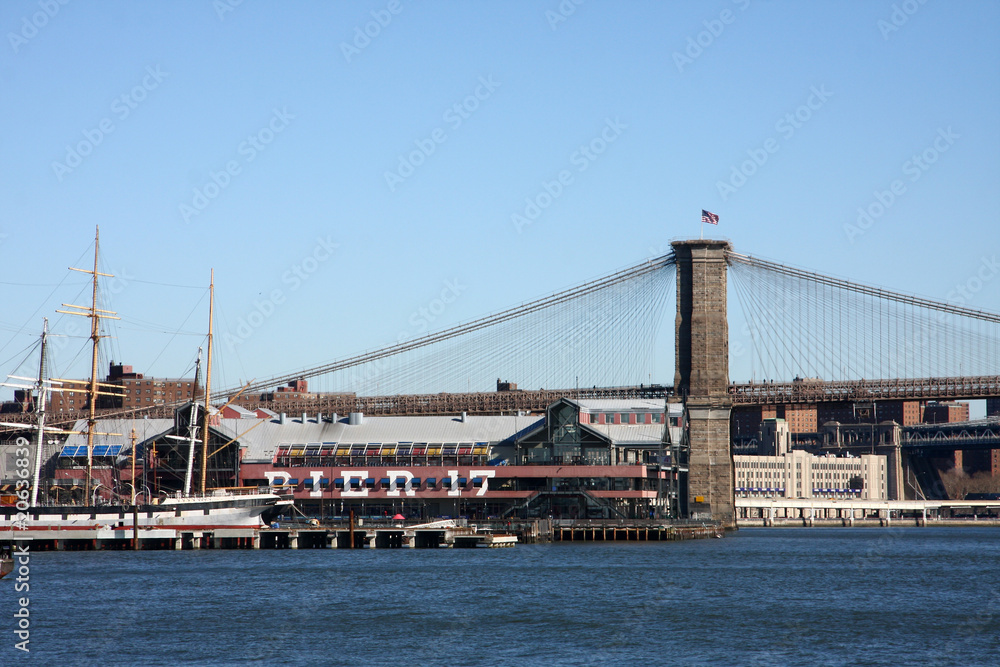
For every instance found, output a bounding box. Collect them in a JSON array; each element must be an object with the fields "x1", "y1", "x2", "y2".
[
  {"x1": 901, "y1": 417, "x2": 1000, "y2": 451},
  {"x1": 2, "y1": 375, "x2": 998, "y2": 429},
  {"x1": 728, "y1": 375, "x2": 1000, "y2": 405}
]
